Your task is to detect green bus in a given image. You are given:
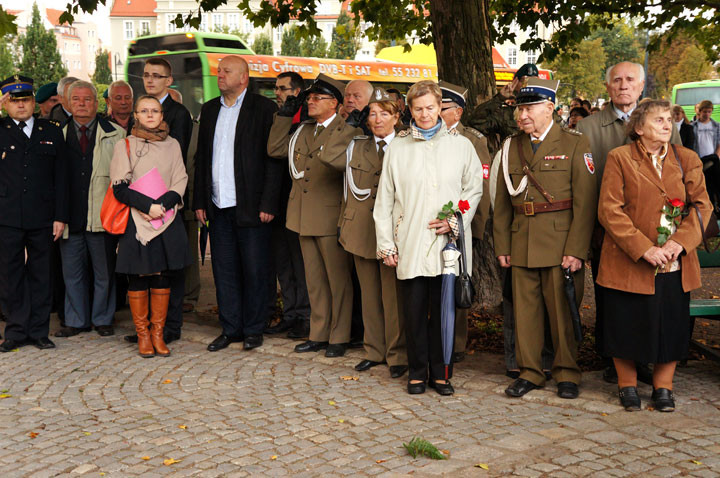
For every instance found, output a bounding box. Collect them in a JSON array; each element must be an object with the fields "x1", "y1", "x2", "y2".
[
  {"x1": 671, "y1": 79, "x2": 720, "y2": 122},
  {"x1": 125, "y1": 32, "x2": 255, "y2": 119}
]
